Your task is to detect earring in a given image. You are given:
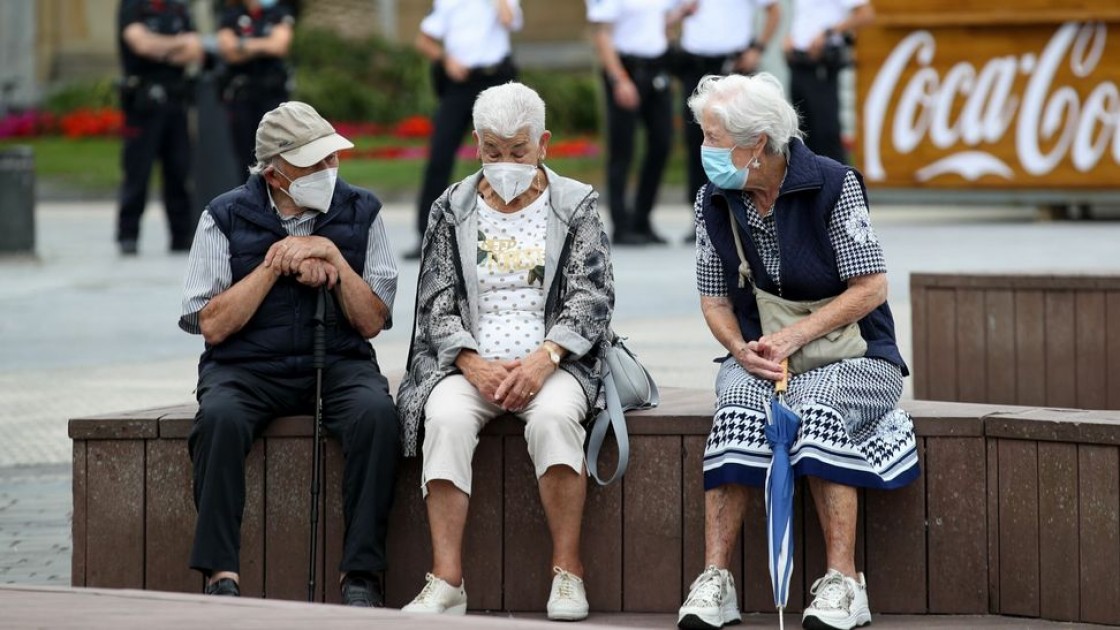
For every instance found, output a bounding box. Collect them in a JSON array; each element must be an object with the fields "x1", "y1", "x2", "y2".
[{"x1": 751, "y1": 158, "x2": 761, "y2": 168}]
